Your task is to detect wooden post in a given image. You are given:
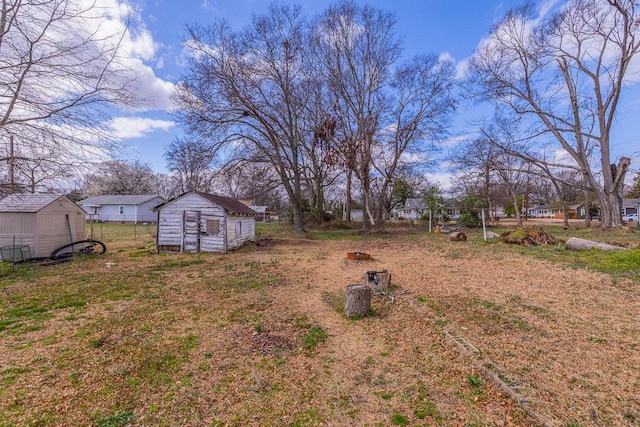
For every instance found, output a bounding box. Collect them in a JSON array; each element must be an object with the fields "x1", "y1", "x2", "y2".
[
  {"x1": 363, "y1": 269, "x2": 390, "y2": 291},
  {"x1": 344, "y1": 284, "x2": 371, "y2": 318}
]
